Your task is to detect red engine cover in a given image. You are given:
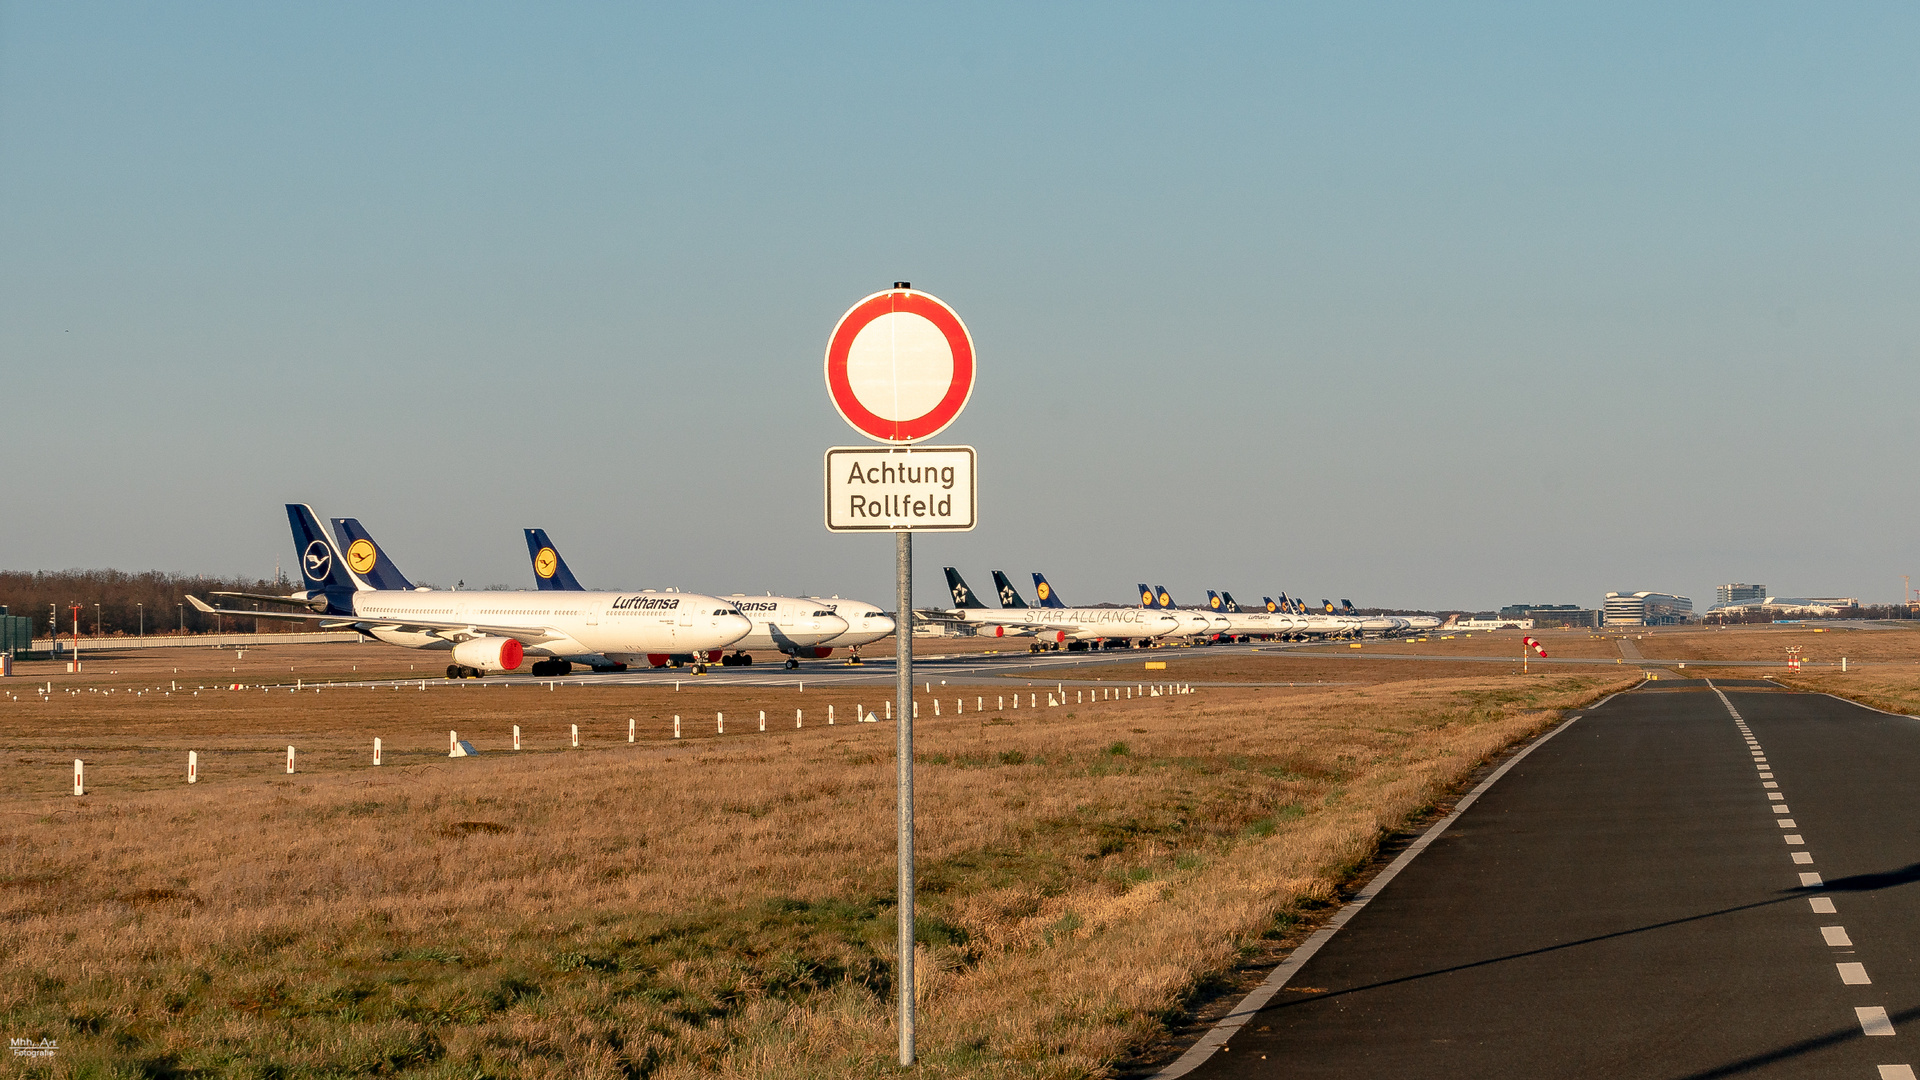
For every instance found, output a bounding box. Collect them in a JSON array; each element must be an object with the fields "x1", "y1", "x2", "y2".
[
  {"x1": 500, "y1": 638, "x2": 524, "y2": 669},
  {"x1": 993, "y1": 625, "x2": 1005, "y2": 637},
  {"x1": 647, "y1": 654, "x2": 670, "y2": 668},
  {"x1": 1053, "y1": 631, "x2": 1066, "y2": 643},
  {"x1": 706, "y1": 650, "x2": 723, "y2": 662},
  {"x1": 811, "y1": 647, "x2": 833, "y2": 658}
]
